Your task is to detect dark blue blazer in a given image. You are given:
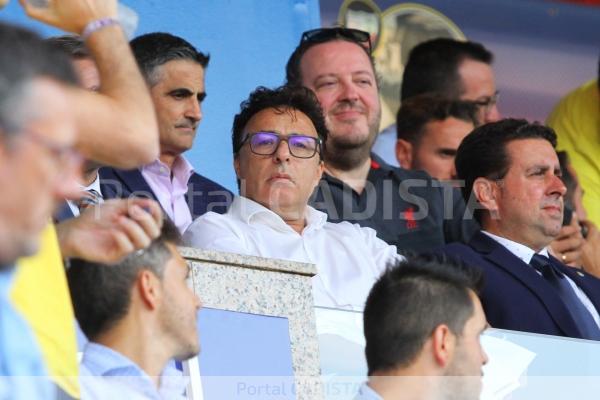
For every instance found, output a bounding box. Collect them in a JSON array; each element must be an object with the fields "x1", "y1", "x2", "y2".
[
  {"x1": 441, "y1": 231, "x2": 600, "y2": 340},
  {"x1": 54, "y1": 201, "x2": 75, "y2": 223},
  {"x1": 99, "y1": 167, "x2": 233, "y2": 220}
]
